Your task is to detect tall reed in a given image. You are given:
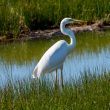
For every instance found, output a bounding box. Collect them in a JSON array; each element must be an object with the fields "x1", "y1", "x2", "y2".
[{"x1": 0, "y1": 0, "x2": 110, "y2": 35}]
